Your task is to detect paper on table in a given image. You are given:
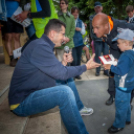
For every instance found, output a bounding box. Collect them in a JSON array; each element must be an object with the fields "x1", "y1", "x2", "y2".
[
  {"x1": 99, "y1": 54, "x2": 117, "y2": 66},
  {"x1": 11, "y1": 6, "x2": 31, "y2": 27}
]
